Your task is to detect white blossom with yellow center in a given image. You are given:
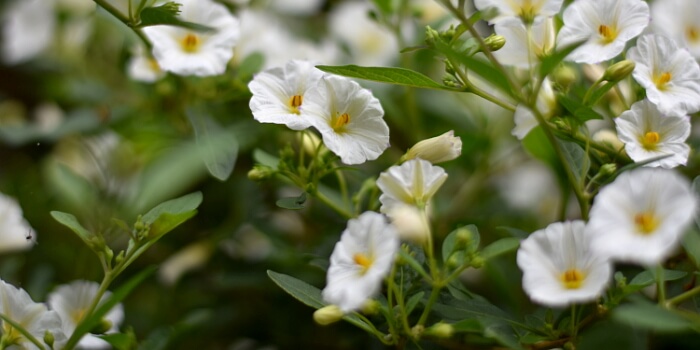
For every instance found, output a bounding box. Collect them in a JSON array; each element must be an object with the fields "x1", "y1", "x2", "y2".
[
  {"x1": 248, "y1": 60, "x2": 326, "y2": 131},
  {"x1": 474, "y1": 0, "x2": 563, "y2": 25},
  {"x1": 557, "y1": 0, "x2": 649, "y2": 64},
  {"x1": 651, "y1": 0, "x2": 700, "y2": 59},
  {"x1": 628, "y1": 34, "x2": 700, "y2": 117},
  {"x1": 376, "y1": 159, "x2": 448, "y2": 214},
  {"x1": 304, "y1": 75, "x2": 390, "y2": 165},
  {"x1": 48, "y1": 280, "x2": 123, "y2": 349},
  {"x1": 587, "y1": 168, "x2": 697, "y2": 266},
  {"x1": 517, "y1": 221, "x2": 612, "y2": 307},
  {"x1": 615, "y1": 99, "x2": 690, "y2": 169},
  {"x1": 142, "y1": 0, "x2": 240, "y2": 77},
  {"x1": 322, "y1": 212, "x2": 399, "y2": 313}
]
